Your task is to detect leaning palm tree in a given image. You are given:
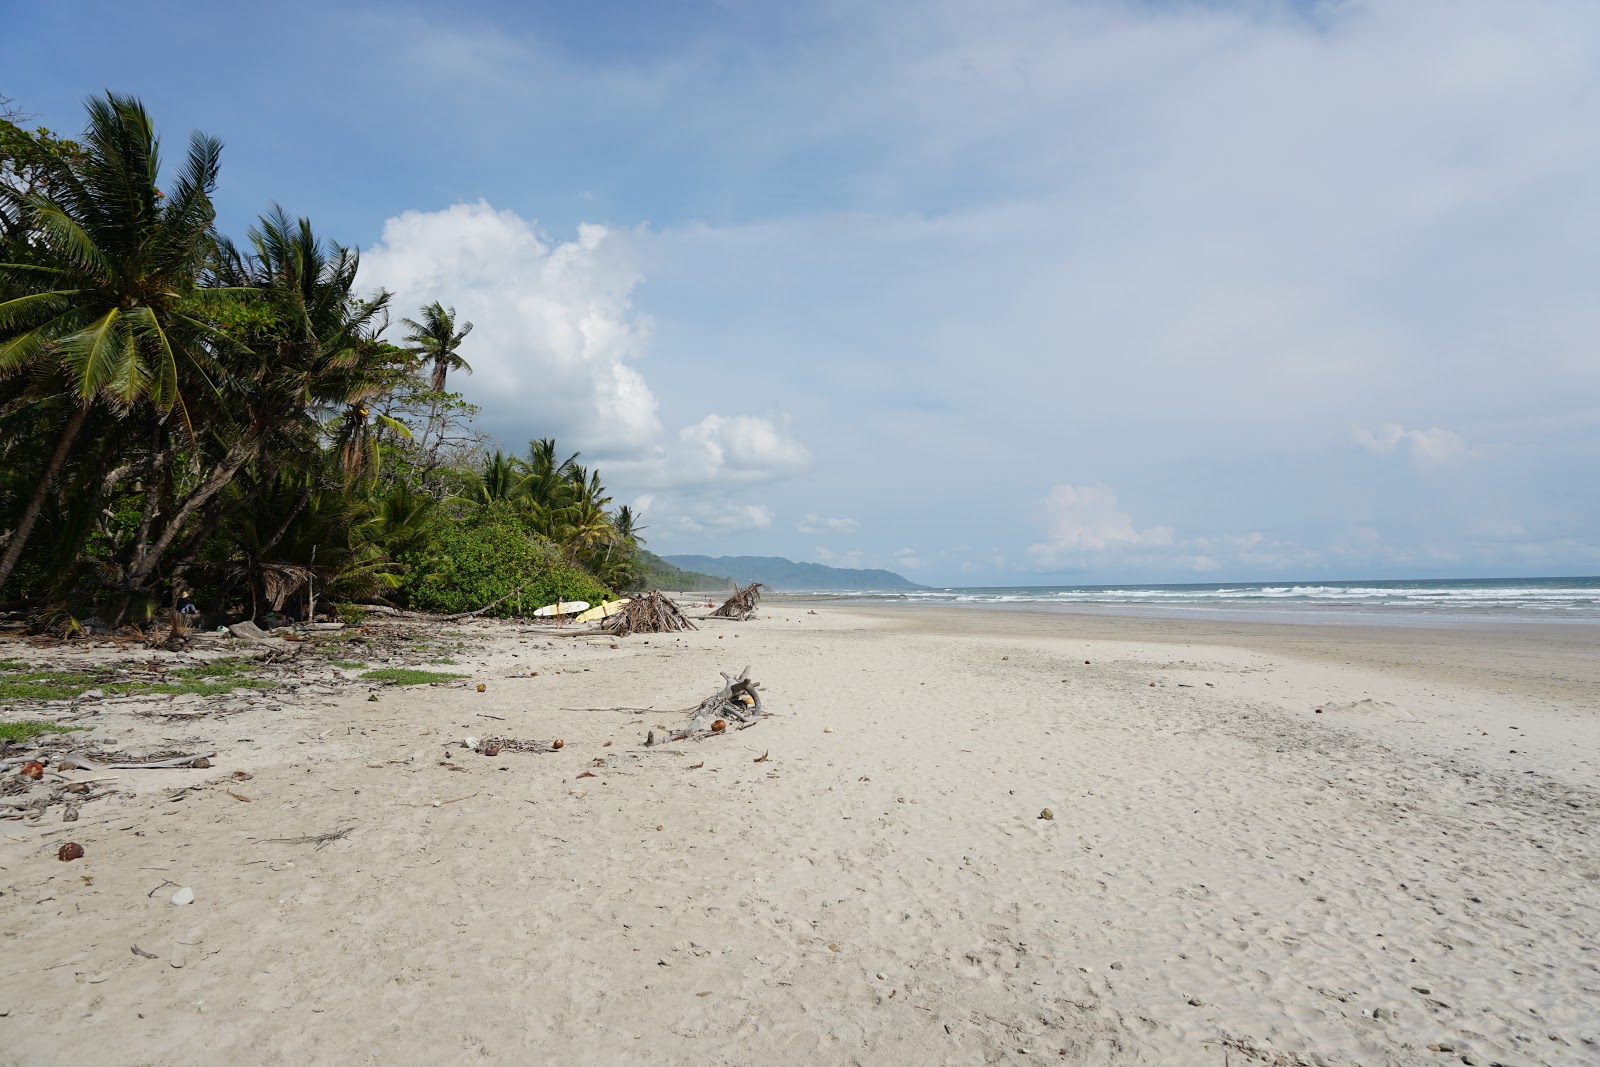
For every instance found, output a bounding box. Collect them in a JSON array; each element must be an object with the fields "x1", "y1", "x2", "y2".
[
  {"x1": 0, "y1": 92, "x2": 223, "y2": 594},
  {"x1": 401, "y1": 301, "x2": 473, "y2": 393}
]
